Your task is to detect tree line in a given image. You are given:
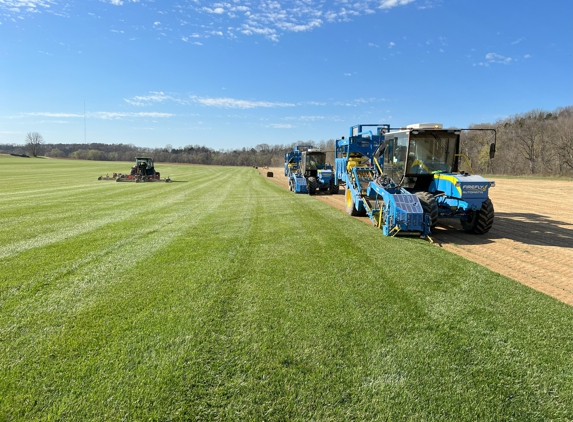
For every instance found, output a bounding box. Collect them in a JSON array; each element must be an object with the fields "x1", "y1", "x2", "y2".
[
  {"x1": 461, "y1": 106, "x2": 573, "y2": 176},
  {"x1": 1, "y1": 138, "x2": 333, "y2": 169},
  {"x1": 1, "y1": 106, "x2": 571, "y2": 177}
]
